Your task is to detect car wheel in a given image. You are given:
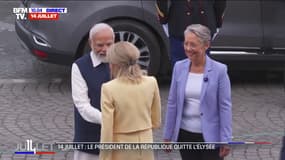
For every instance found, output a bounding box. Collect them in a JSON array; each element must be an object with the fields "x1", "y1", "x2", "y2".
[{"x1": 108, "y1": 20, "x2": 160, "y2": 75}]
